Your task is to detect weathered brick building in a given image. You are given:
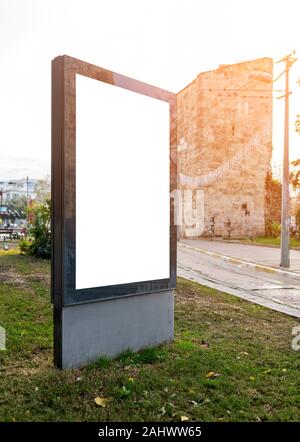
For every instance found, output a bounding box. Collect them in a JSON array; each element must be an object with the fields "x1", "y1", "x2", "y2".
[{"x1": 177, "y1": 57, "x2": 273, "y2": 238}]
